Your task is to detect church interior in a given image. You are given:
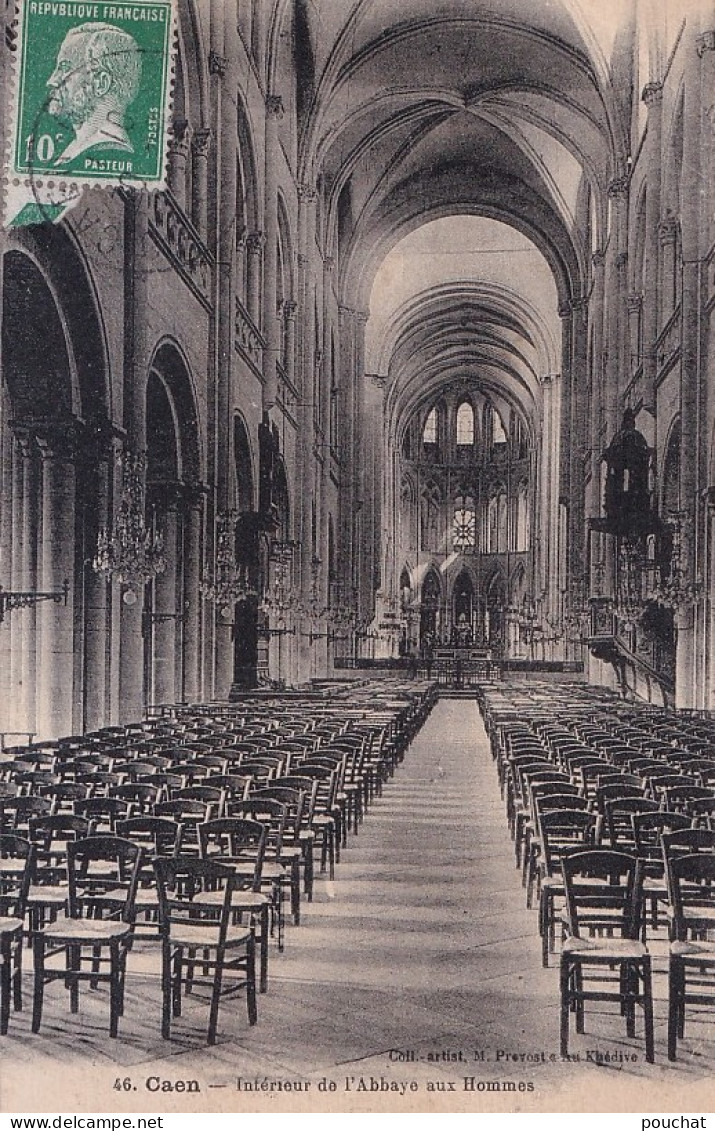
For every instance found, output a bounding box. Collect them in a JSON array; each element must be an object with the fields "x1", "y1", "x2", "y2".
[{"x1": 1, "y1": 0, "x2": 715, "y2": 1111}]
